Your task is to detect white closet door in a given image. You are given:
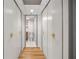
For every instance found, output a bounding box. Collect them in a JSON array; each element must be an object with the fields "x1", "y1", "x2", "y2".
[
  {"x1": 42, "y1": 0, "x2": 63, "y2": 59},
  {"x1": 47, "y1": 0, "x2": 62, "y2": 59},
  {"x1": 42, "y1": 7, "x2": 48, "y2": 57}
]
